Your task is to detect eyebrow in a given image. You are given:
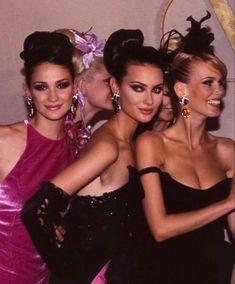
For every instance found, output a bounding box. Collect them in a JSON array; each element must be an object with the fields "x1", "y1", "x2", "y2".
[
  {"x1": 33, "y1": 78, "x2": 70, "y2": 84},
  {"x1": 56, "y1": 78, "x2": 71, "y2": 82},
  {"x1": 129, "y1": 81, "x2": 163, "y2": 87},
  {"x1": 201, "y1": 76, "x2": 223, "y2": 80}
]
